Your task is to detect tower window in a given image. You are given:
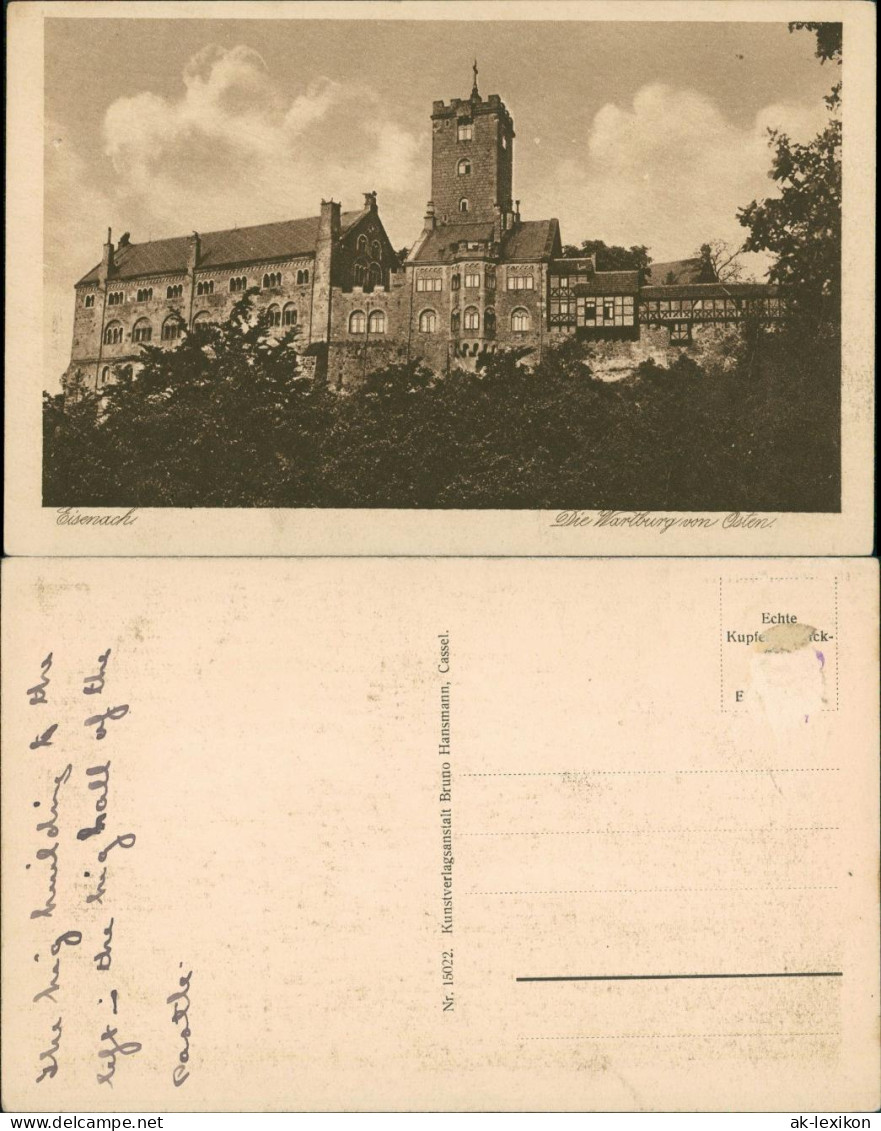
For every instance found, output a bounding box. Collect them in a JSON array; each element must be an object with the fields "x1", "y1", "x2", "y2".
[
  {"x1": 459, "y1": 199, "x2": 470, "y2": 214},
  {"x1": 464, "y1": 272, "x2": 480, "y2": 289},
  {"x1": 349, "y1": 310, "x2": 366, "y2": 334},
  {"x1": 84, "y1": 293, "x2": 95, "y2": 308},
  {"x1": 457, "y1": 158, "x2": 472, "y2": 176},
  {"x1": 457, "y1": 123, "x2": 473, "y2": 141},
  {"x1": 511, "y1": 308, "x2": 531, "y2": 332},
  {"x1": 451, "y1": 274, "x2": 460, "y2": 291},
  {"x1": 368, "y1": 310, "x2": 386, "y2": 334},
  {"x1": 418, "y1": 309, "x2": 437, "y2": 334},
  {"x1": 463, "y1": 306, "x2": 479, "y2": 332}
]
